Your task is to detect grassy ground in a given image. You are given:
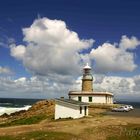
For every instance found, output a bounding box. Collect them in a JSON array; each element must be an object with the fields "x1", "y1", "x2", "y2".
[
  {"x1": 89, "y1": 103, "x2": 121, "y2": 109},
  {"x1": 0, "y1": 124, "x2": 139, "y2": 140},
  {"x1": 0, "y1": 131, "x2": 79, "y2": 140},
  {"x1": 0, "y1": 115, "x2": 52, "y2": 127},
  {"x1": 0, "y1": 105, "x2": 140, "y2": 140},
  {"x1": 82, "y1": 124, "x2": 140, "y2": 140},
  {"x1": 106, "y1": 124, "x2": 140, "y2": 140}
]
